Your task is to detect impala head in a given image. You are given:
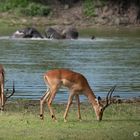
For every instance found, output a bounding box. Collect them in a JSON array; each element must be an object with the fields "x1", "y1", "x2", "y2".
[
  {"x1": 94, "y1": 85, "x2": 116, "y2": 121},
  {"x1": 0, "y1": 81, "x2": 15, "y2": 111}
]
